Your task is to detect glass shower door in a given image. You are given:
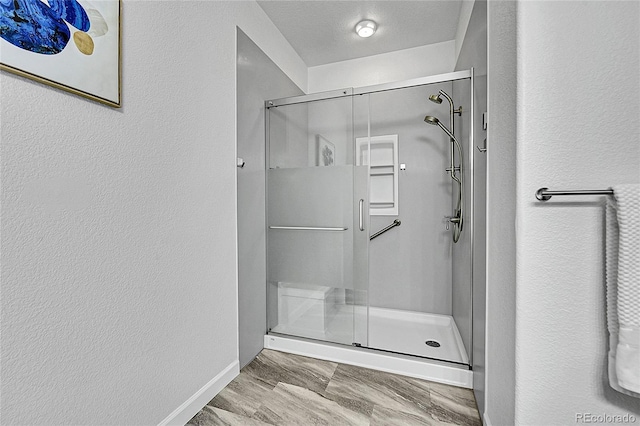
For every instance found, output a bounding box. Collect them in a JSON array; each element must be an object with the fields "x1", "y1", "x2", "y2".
[
  {"x1": 361, "y1": 78, "x2": 473, "y2": 366},
  {"x1": 266, "y1": 93, "x2": 369, "y2": 347}
]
